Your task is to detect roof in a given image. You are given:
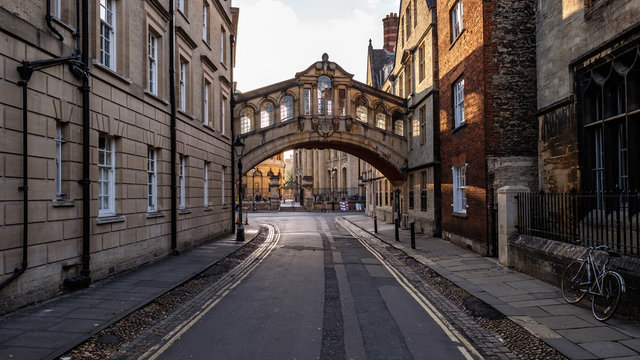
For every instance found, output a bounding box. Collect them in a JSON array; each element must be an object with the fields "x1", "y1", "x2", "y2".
[{"x1": 368, "y1": 44, "x2": 395, "y2": 89}]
